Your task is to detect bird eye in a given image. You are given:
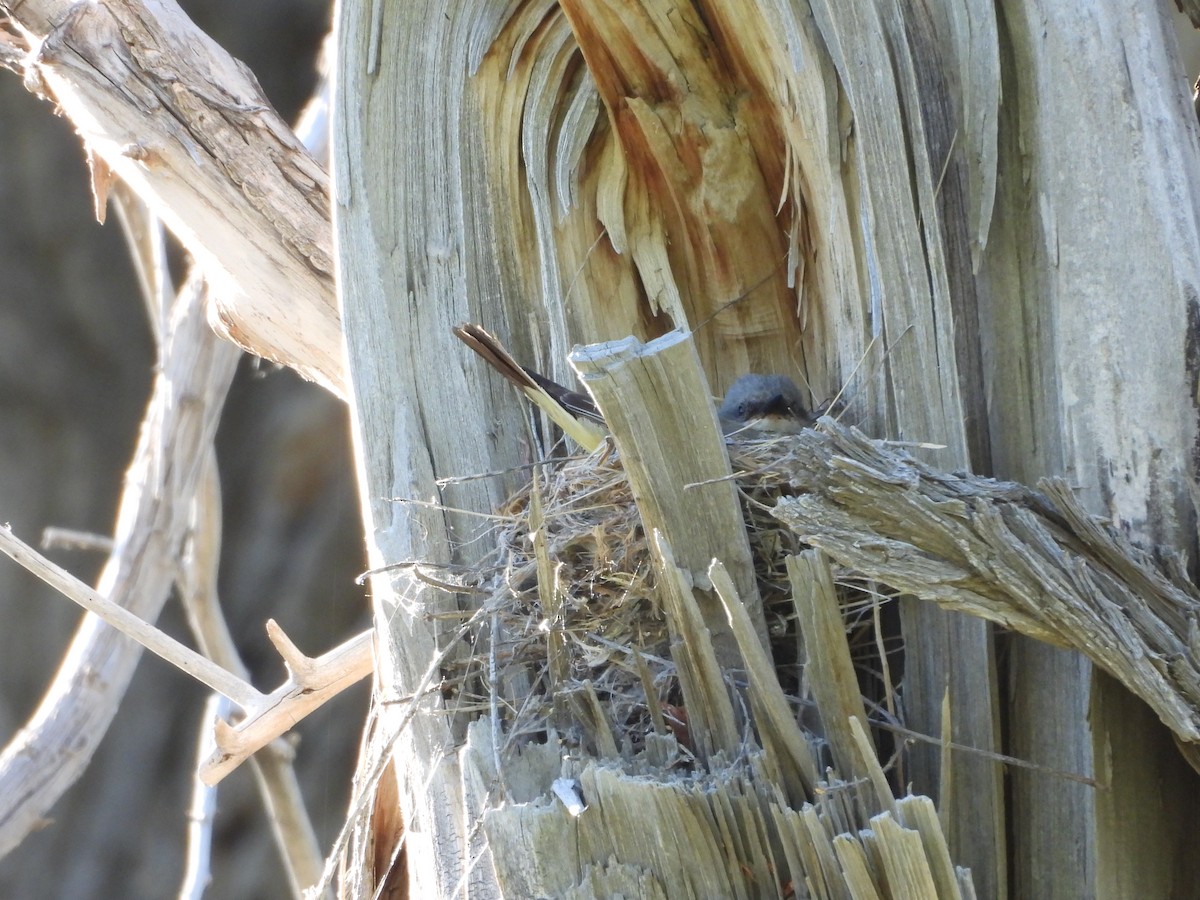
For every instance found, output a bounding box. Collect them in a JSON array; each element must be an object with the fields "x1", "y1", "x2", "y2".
[{"x1": 737, "y1": 402, "x2": 748, "y2": 419}]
